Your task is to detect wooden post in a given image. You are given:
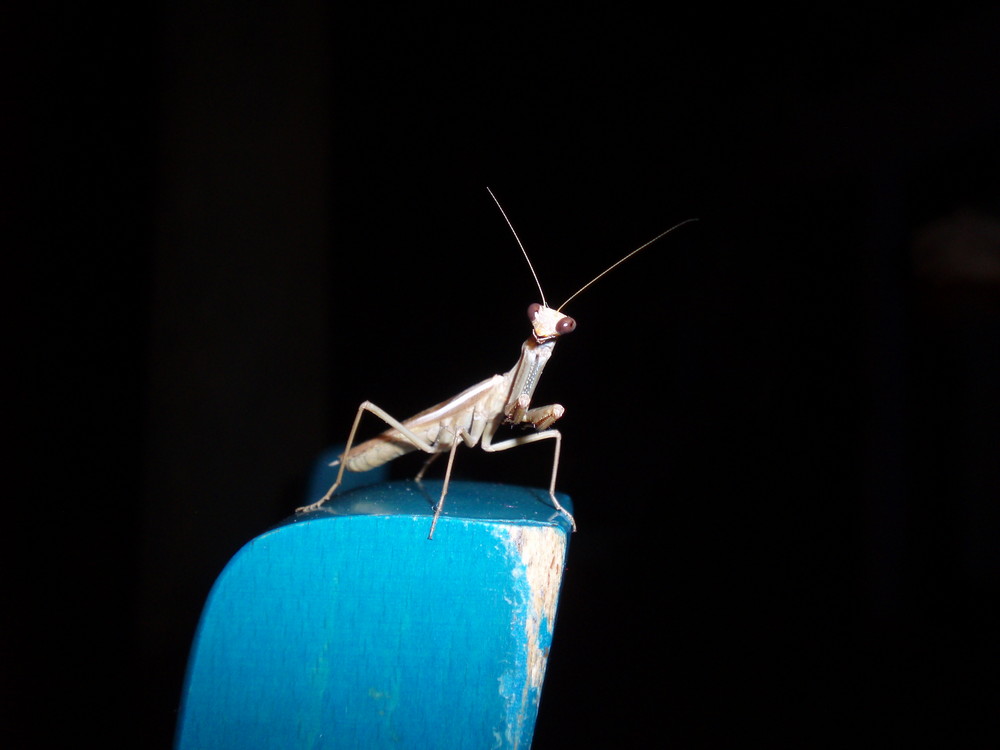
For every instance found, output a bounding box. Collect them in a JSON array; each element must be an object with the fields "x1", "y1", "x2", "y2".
[{"x1": 175, "y1": 480, "x2": 573, "y2": 749}]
